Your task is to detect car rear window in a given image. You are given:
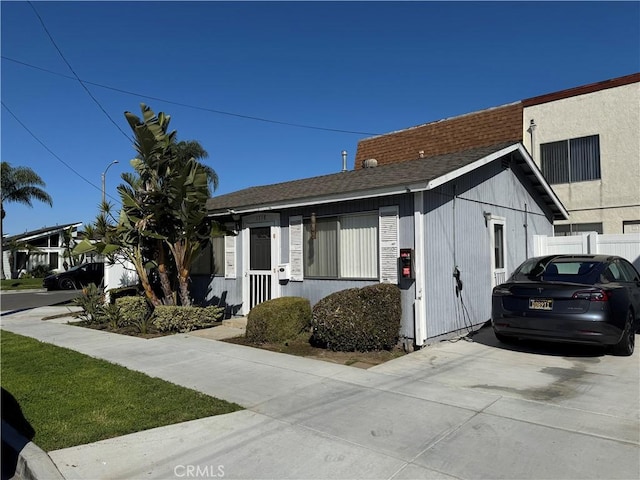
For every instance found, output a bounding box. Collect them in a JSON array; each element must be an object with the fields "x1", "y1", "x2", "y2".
[{"x1": 511, "y1": 258, "x2": 600, "y2": 284}]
